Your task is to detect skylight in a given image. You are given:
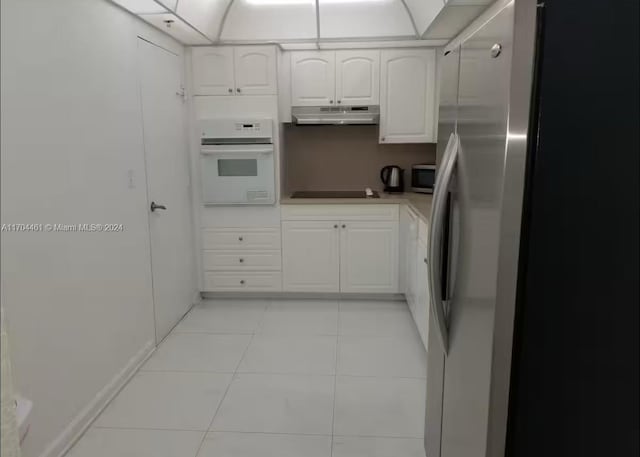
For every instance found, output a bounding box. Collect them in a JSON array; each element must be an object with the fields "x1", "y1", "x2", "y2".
[{"x1": 111, "y1": 0, "x2": 167, "y2": 14}]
